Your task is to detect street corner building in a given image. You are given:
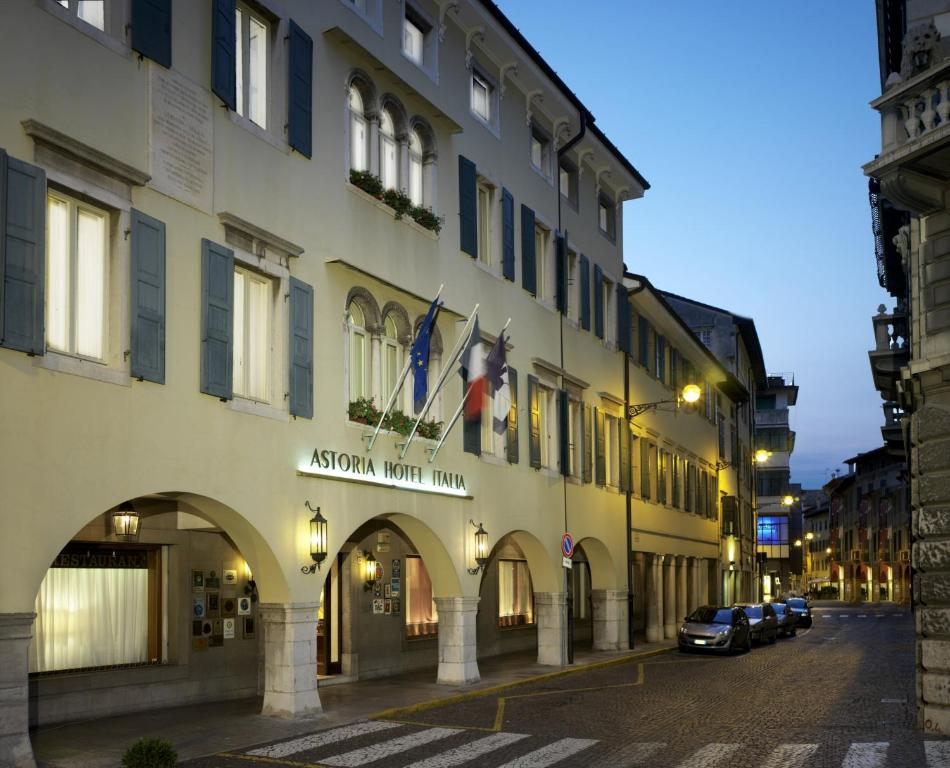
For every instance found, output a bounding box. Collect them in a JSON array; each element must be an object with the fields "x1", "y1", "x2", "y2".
[{"x1": 0, "y1": 2, "x2": 760, "y2": 766}]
